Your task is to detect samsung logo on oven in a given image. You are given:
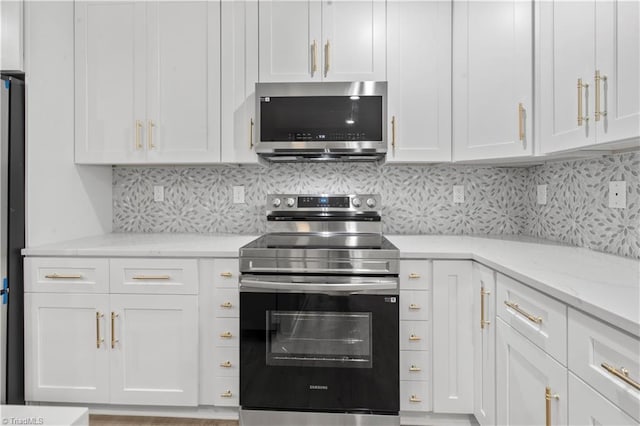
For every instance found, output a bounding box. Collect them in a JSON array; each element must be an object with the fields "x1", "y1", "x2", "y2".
[{"x1": 309, "y1": 385, "x2": 328, "y2": 390}]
